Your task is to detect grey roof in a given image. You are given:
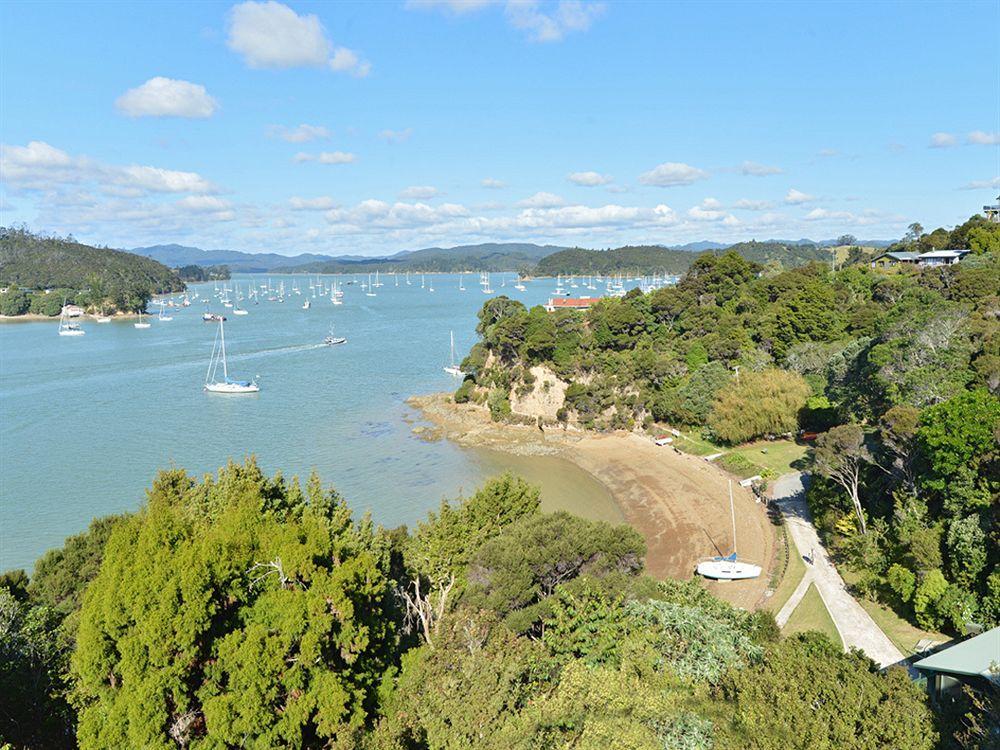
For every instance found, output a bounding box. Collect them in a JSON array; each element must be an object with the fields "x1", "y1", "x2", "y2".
[
  {"x1": 914, "y1": 627, "x2": 1000, "y2": 679},
  {"x1": 918, "y1": 249, "x2": 970, "y2": 259}
]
